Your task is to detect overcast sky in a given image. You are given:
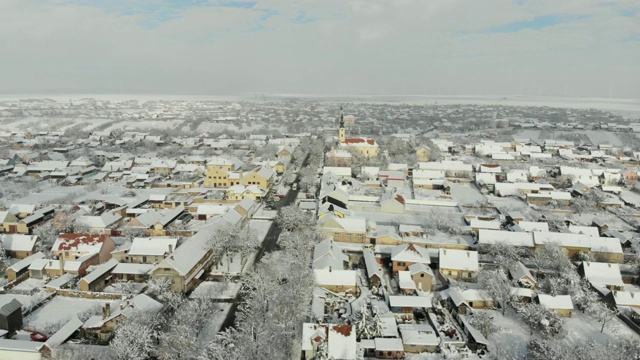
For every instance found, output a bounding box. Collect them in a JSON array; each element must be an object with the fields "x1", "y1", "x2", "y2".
[{"x1": 1, "y1": 0, "x2": 639, "y2": 98}]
